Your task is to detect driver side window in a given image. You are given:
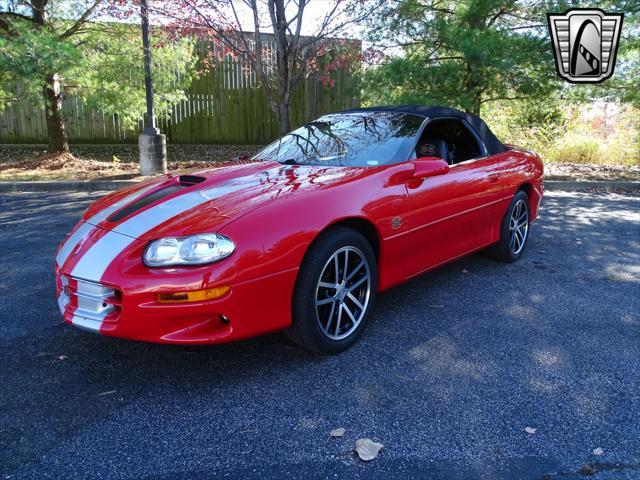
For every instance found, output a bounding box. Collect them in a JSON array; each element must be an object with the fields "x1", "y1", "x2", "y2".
[{"x1": 415, "y1": 119, "x2": 484, "y2": 165}]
